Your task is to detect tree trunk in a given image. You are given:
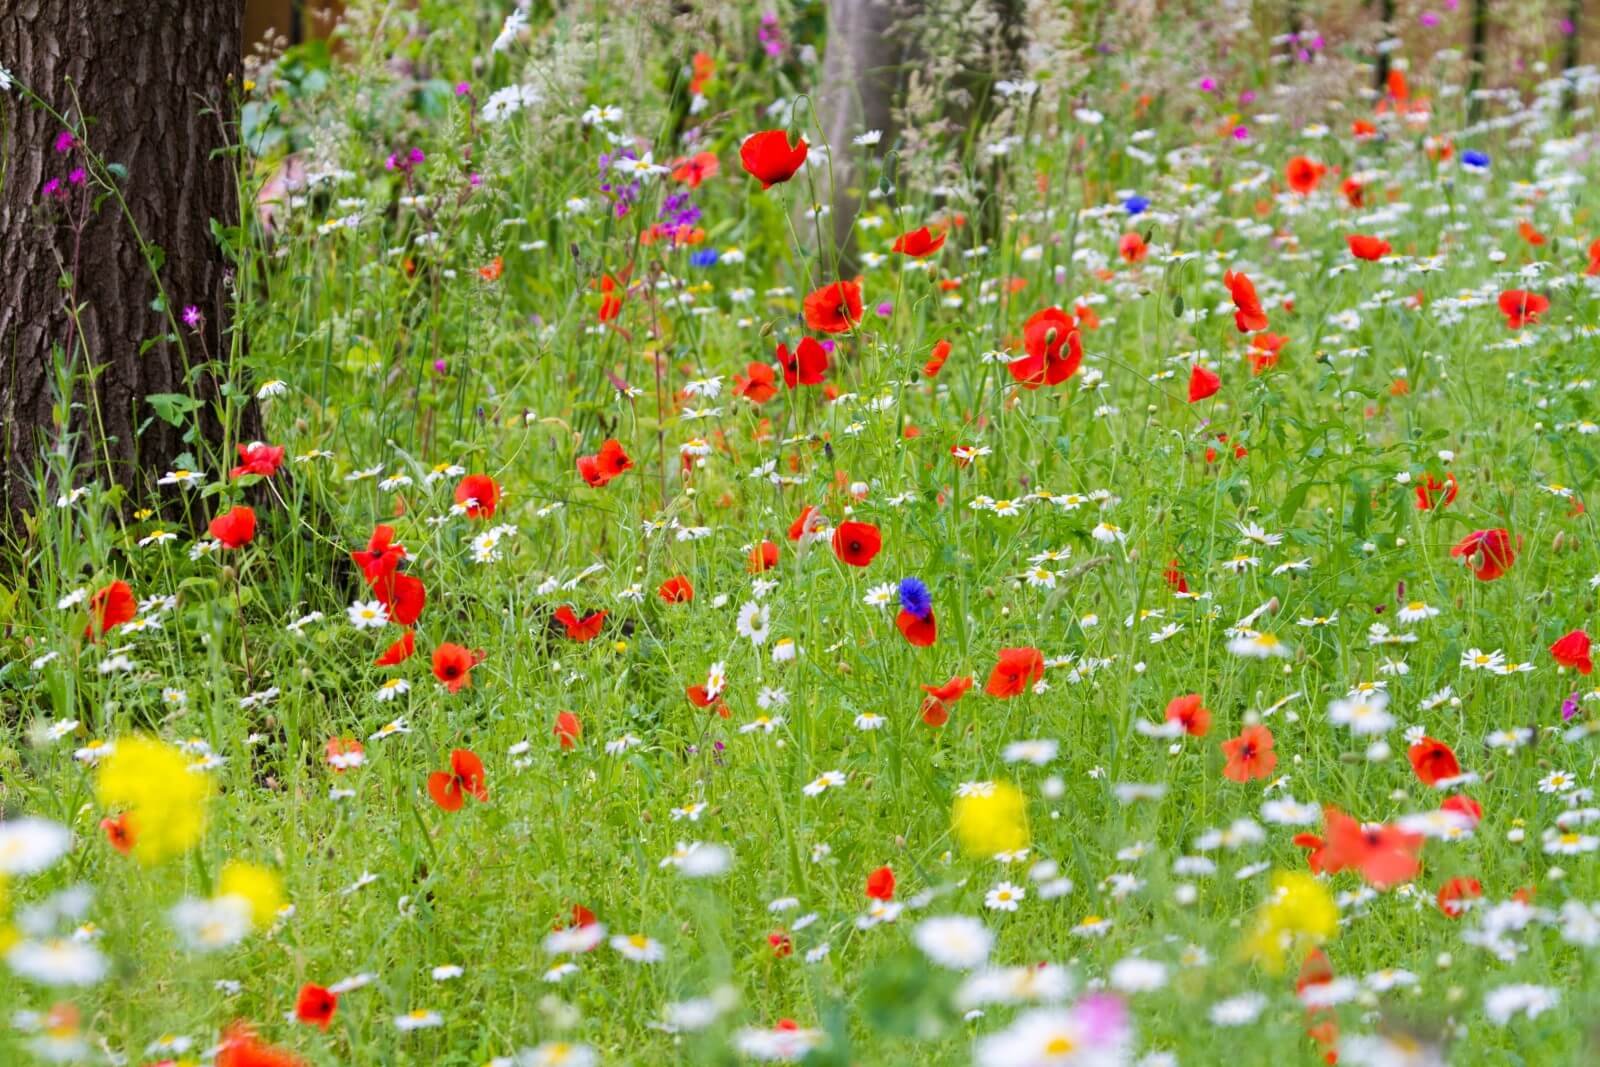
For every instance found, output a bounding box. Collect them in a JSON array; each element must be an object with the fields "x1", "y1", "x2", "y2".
[{"x1": 0, "y1": 0, "x2": 253, "y2": 526}]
